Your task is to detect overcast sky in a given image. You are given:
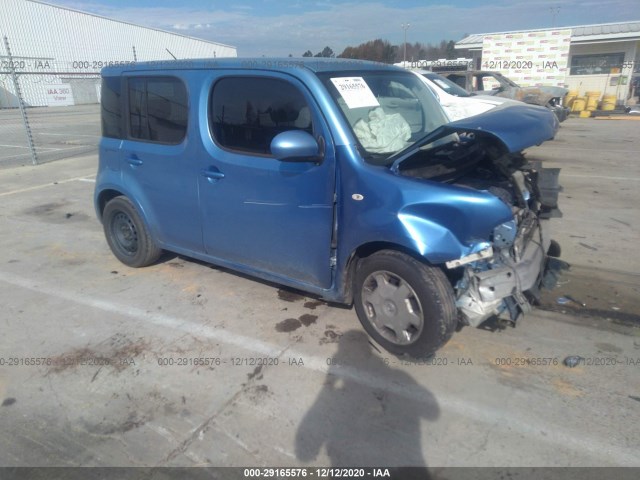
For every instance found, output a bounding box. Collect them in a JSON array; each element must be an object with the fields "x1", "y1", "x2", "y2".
[{"x1": 47, "y1": 0, "x2": 638, "y2": 57}]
